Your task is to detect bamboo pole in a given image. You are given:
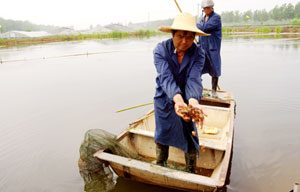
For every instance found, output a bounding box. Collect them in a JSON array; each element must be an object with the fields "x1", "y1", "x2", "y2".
[
  {"x1": 174, "y1": 0, "x2": 182, "y2": 13},
  {"x1": 116, "y1": 102, "x2": 154, "y2": 113},
  {"x1": 129, "y1": 113, "x2": 154, "y2": 126}
]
